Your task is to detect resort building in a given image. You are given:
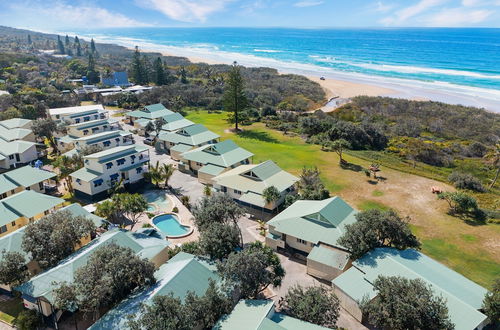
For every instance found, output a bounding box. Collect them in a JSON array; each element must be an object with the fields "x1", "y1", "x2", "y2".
[
  {"x1": 0, "y1": 118, "x2": 35, "y2": 142},
  {"x1": 0, "y1": 203, "x2": 105, "y2": 292},
  {"x1": 158, "y1": 124, "x2": 220, "y2": 160},
  {"x1": 0, "y1": 190, "x2": 64, "y2": 237},
  {"x1": 265, "y1": 197, "x2": 356, "y2": 281},
  {"x1": 158, "y1": 112, "x2": 195, "y2": 133},
  {"x1": 0, "y1": 139, "x2": 39, "y2": 169},
  {"x1": 16, "y1": 229, "x2": 170, "y2": 326},
  {"x1": 0, "y1": 165, "x2": 56, "y2": 199},
  {"x1": 48, "y1": 104, "x2": 107, "y2": 124},
  {"x1": 331, "y1": 248, "x2": 489, "y2": 330},
  {"x1": 57, "y1": 118, "x2": 122, "y2": 152},
  {"x1": 214, "y1": 299, "x2": 328, "y2": 330},
  {"x1": 89, "y1": 252, "x2": 219, "y2": 329},
  {"x1": 125, "y1": 103, "x2": 173, "y2": 125},
  {"x1": 70, "y1": 145, "x2": 150, "y2": 201},
  {"x1": 59, "y1": 130, "x2": 134, "y2": 155},
  {"x1": 213, "y1": 160, "x2": 299, "y2": 213},
  {"x1": 180, "y1": 140, "x2": 254, "y2": 185}
]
